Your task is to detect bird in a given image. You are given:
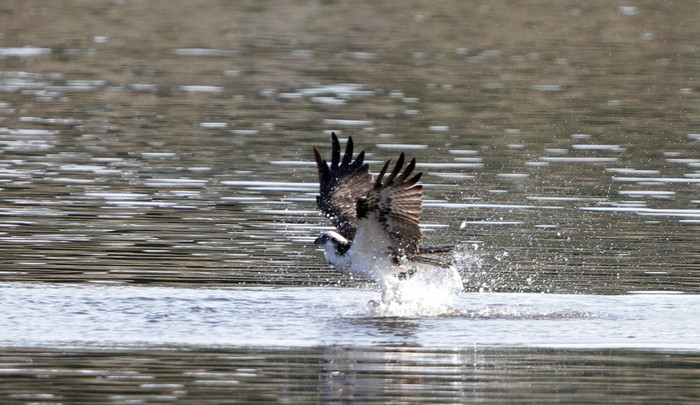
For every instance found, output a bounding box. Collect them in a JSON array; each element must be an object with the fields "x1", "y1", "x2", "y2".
[{"x1": 312, "y1": 132, "x2": 455, "y2": 284}]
